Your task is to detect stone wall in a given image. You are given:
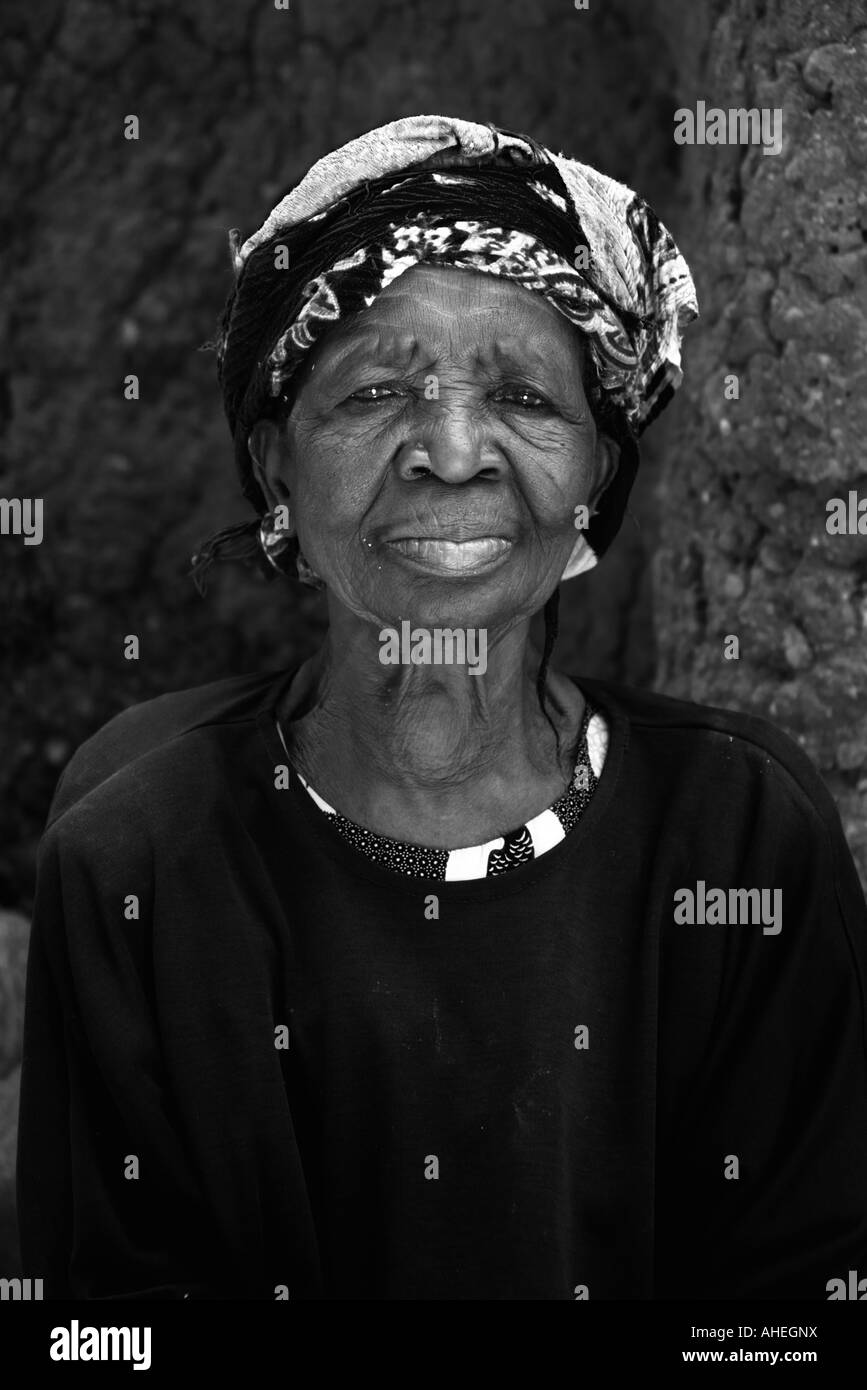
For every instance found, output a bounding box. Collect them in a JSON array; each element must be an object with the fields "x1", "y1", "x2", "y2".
[{"x1": 653, "y1": 0, "x2": 867, "y2": 883}]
